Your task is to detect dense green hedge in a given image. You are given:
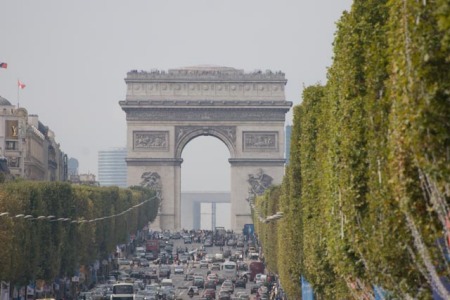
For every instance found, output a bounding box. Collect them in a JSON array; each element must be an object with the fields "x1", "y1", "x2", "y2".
[
  {"x1": 0, "y1": 182, "x2": 159, "y2": 284},
  {"x1": 254, "y1": 0, "x2": 449, "y2": 298}
]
